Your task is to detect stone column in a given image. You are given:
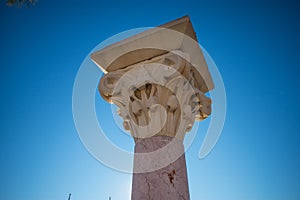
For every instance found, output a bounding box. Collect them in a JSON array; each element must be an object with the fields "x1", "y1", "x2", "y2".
[
  {"x1": 98, "y1": 52, "x2": 212, "y2": 199},
  {"x1": 91, "y1": 16, "x2": 214, "y2": 200}
]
